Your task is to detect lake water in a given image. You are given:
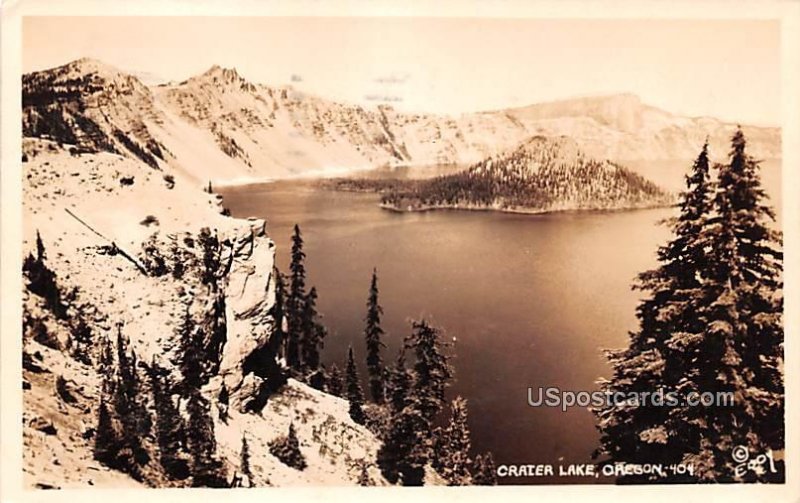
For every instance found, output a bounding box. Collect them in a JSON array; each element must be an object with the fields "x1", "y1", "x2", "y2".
[{"x1": 219, "y1": 159, "x2": 781, "y2": 484}]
